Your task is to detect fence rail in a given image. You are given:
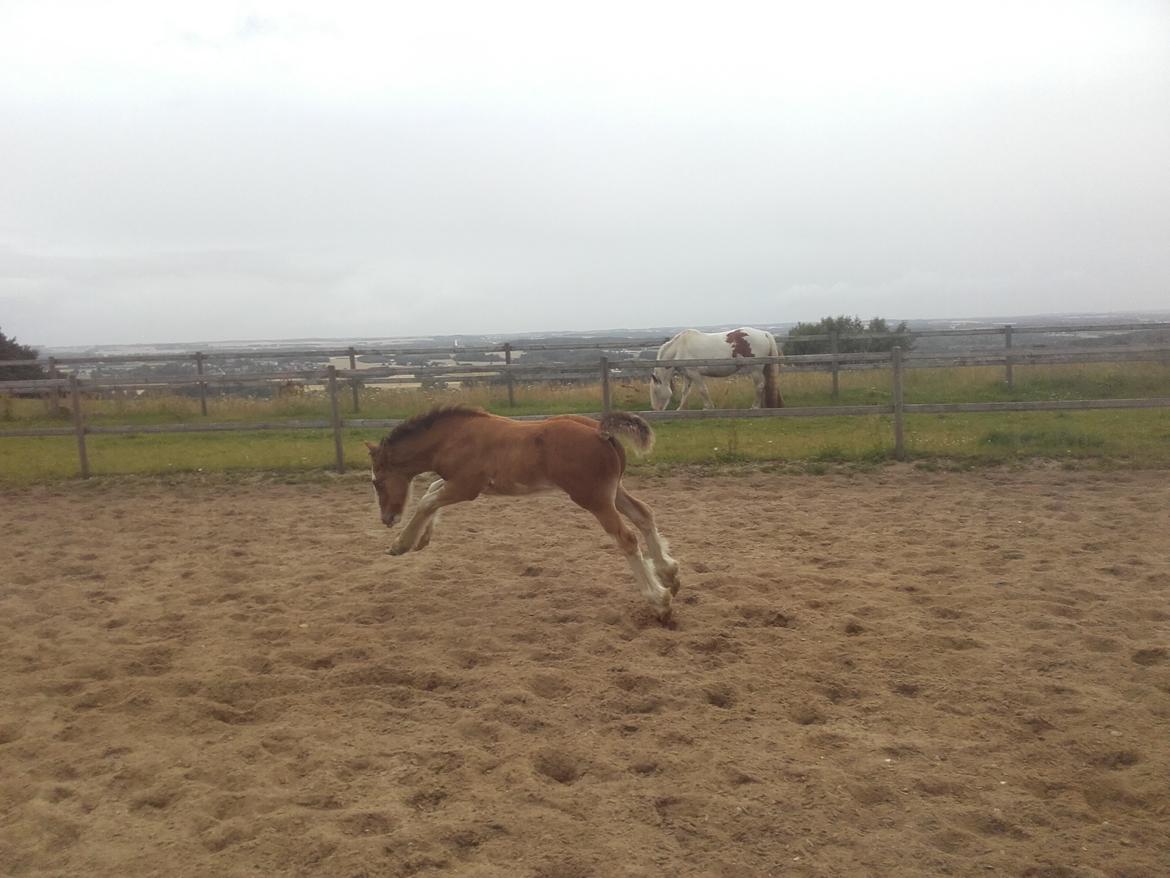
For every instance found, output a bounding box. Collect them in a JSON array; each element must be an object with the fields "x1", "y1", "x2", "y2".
[
  {"x1": 3, "y1": 330, "x2": 1170, "y2": 478},
  {"x1": 0, "y1": 338, "x2": 672, "y2": 368}
]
